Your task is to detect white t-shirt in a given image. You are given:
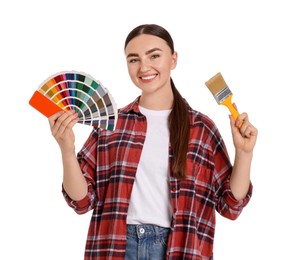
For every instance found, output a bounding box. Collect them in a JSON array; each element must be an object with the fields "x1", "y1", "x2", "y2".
[{"x1": 126, "y1": 106, "x2": 173, "y2": 228}]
